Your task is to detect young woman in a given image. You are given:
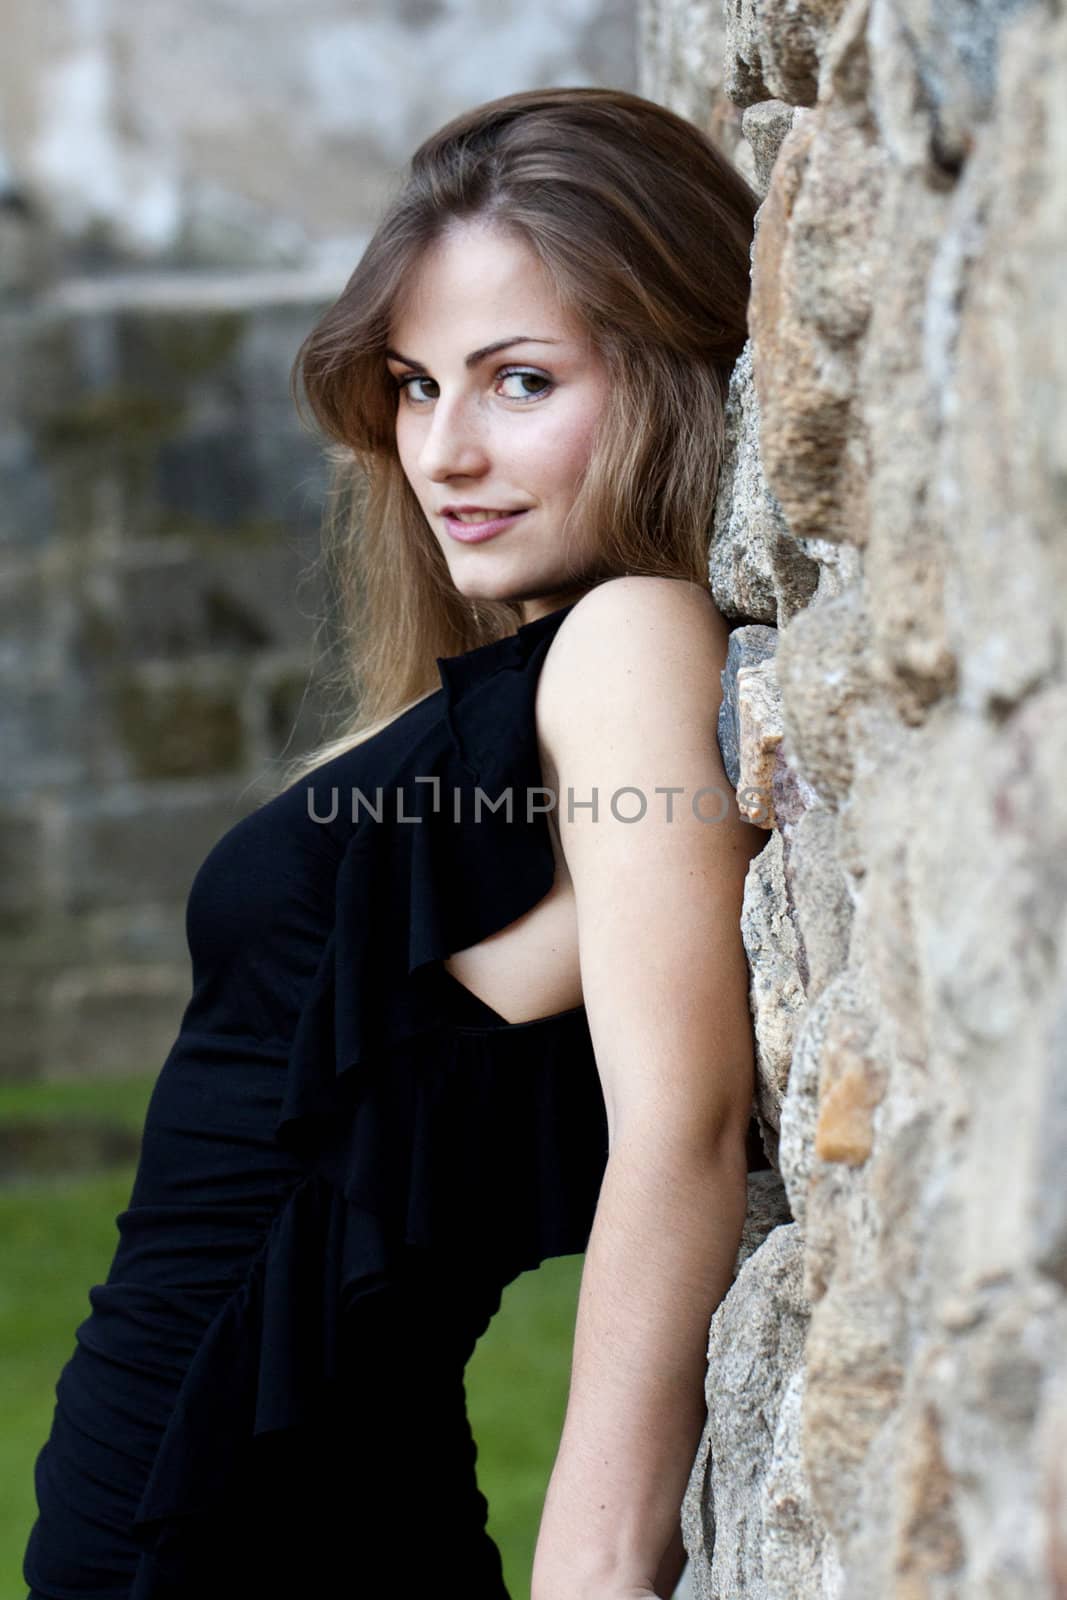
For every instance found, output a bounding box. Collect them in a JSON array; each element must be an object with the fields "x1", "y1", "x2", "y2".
[{"x1": 24, "y1": 87, "x2": 766, "y2": 1600}]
